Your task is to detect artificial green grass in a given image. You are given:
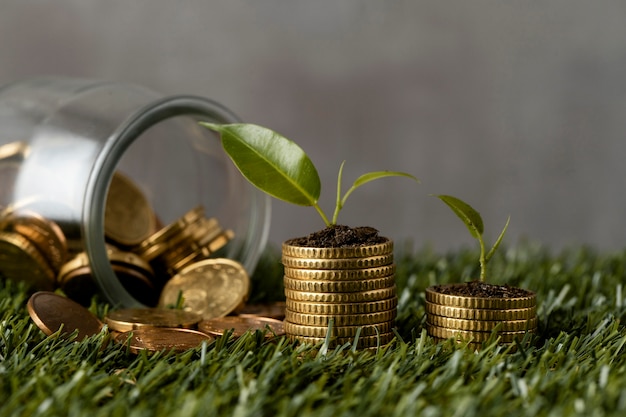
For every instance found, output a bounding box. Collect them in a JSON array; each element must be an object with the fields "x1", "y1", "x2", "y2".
[{"x1": 2, "y1": 242, "x2": 626, "y2": 416}]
